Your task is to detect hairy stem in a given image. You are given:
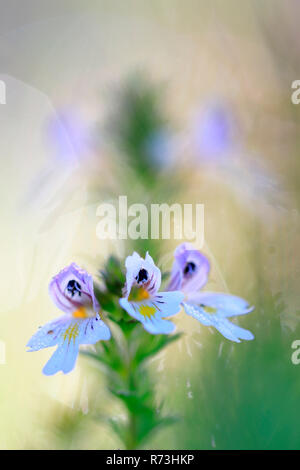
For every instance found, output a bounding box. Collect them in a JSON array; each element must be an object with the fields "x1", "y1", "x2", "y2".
[{"x1": 125, "y1": 337, "x2": 138, "y2": 450}]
